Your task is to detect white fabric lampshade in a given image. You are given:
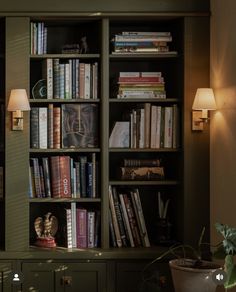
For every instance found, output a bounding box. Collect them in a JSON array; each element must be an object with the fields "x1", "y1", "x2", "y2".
[
  {"x1": 192, "y1": 88, "x2": 217, "y2": 110},
  {"x1": 7, "y1": 89, "x2": 31, "y2": 111}
]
